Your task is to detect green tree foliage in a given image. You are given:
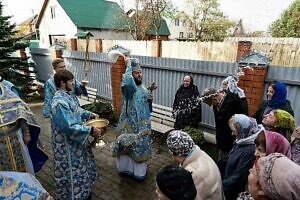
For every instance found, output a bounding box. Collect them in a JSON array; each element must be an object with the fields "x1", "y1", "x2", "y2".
[
  {"x1": 185, "y1": 0, "x2": 234, "y2": 41},
  {"x1": 269, "y1": 0, "x2": 300, "y2": 37},
  {"x1": 0, "y1": 1, "x2": 28, "y2": 87}
]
